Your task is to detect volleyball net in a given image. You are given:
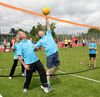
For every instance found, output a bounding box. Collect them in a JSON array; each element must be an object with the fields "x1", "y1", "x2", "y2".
[{"x1": 0, "y1": 2, "x2": 100, "y2": 77}]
